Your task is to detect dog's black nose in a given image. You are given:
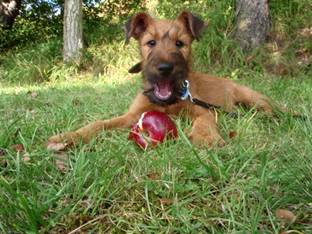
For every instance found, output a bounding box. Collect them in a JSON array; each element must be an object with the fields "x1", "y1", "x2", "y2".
[{"x1": 157, "y1": 63, "x2": 174, "y2": 74}]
